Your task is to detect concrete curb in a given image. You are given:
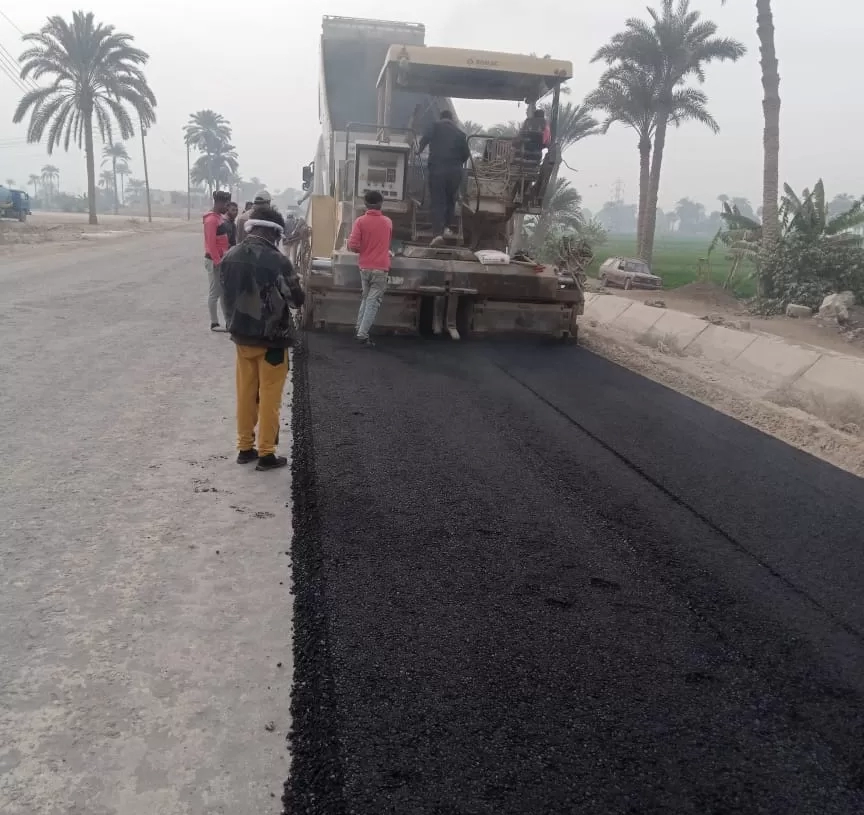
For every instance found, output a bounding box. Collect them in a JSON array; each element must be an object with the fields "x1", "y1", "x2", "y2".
[{"x1": 583, "y1": 294, "x2": 864, "y2": 411}]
